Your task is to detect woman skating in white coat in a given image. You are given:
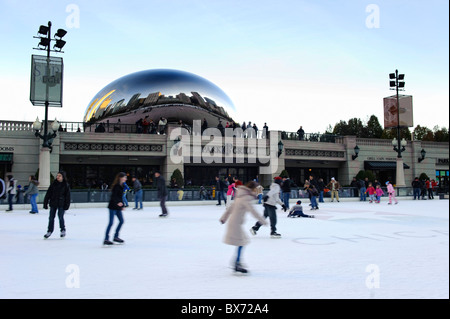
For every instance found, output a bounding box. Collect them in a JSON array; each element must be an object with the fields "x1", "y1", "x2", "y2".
[{"x1": 220, "y1": 181, "x2": 267, "y2": 274}]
